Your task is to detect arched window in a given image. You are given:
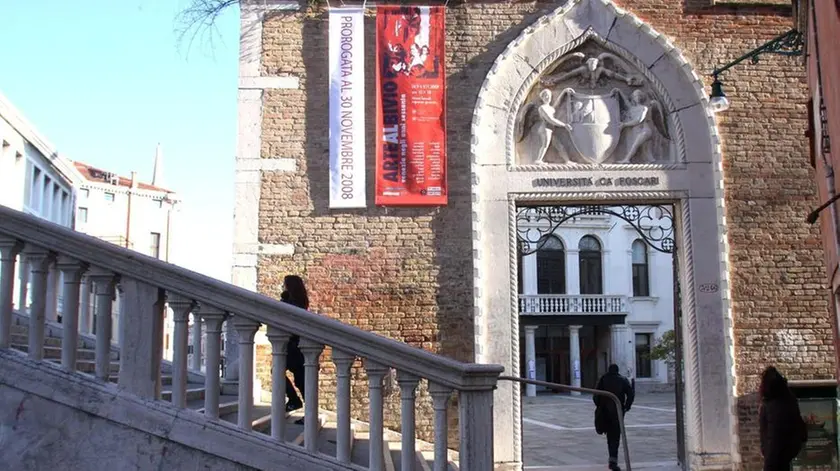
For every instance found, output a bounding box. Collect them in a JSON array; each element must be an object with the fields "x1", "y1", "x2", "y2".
[
  {"x1": 537, "y1": 236, "x2": 566, "y2": 294},
  {"x1": 578, "y1": 235, "x2": 602, "y2": 294},
  {"x1": 631, "y1": 239, "x2": 650, "y2": 297}
]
